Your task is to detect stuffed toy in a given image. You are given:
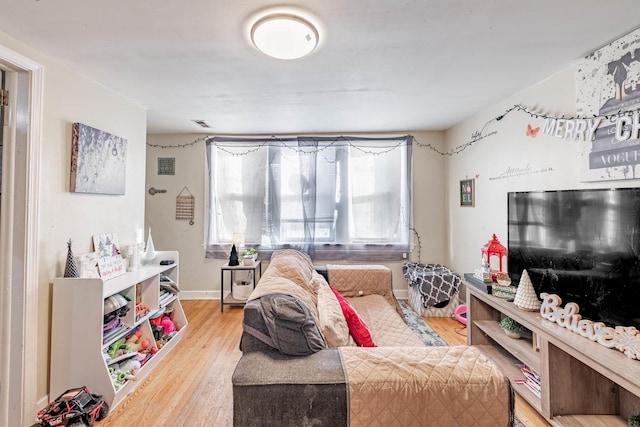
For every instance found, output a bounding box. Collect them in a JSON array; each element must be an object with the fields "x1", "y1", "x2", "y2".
[
  {"x1": 159, "y1": 316, "x2": 176, "y2": 335},
  {"x1": 125, "y1": 330, "x2": 151, "y2": 353},
  {"x1": 150, "y1": 314, "x2": 177, "y2": 336},
  {"x1": 118, "y1": 358, "x2": 141, "y2": 376},
  {"x1": 108, "y1": 337, "x2": 127, "y2": 359}
]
